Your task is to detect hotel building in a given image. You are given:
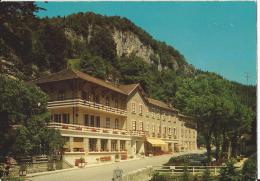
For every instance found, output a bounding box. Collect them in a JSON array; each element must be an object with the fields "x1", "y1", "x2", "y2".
[{"x1": 33, "y1": 69, "x2": 197, "y2": 165}]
